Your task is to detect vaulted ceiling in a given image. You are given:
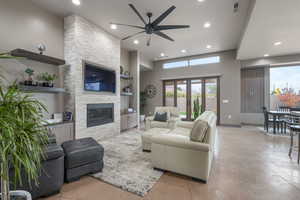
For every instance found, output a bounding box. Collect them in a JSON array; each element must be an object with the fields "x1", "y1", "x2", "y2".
[{"x1": 31, "y1": 0, "x2": 251, "y2": 61}]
